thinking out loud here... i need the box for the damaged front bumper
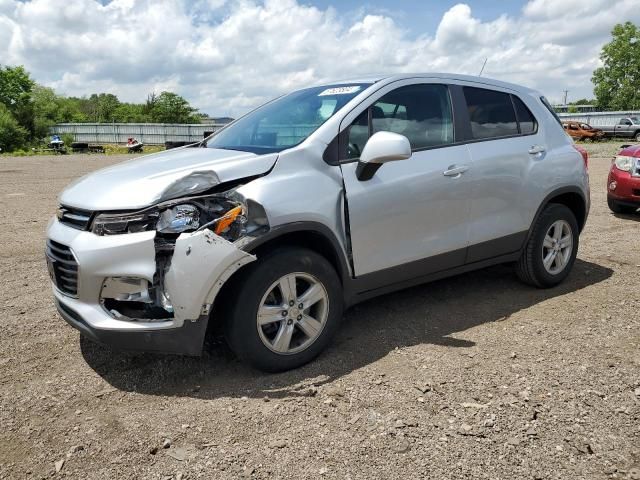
[46,217,255,356]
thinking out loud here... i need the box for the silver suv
[46,74,590,371]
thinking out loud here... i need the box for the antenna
[478,58,488,77]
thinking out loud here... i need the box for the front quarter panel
[235,141,350,270]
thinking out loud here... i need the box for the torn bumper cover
[46,217,255,356]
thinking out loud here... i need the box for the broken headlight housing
[91,192,252,241]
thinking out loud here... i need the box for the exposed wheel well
[207,229,350,341]
[247,230,348,283]
[545,192,587,231]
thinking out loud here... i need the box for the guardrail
[50,123,228,145]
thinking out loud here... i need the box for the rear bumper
[54,293,208,355]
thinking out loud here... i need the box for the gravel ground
[0,146,638,480]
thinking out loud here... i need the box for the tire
[224,247,343,372]
[516,204,579,288]
[608,196,637,214]
[635,131,640,142]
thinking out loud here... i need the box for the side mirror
[356,131,412,181]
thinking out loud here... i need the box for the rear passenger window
[345,84,453,158]
[464,87,518,139]
[512,96,537,134]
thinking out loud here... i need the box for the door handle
[528,145,546,155]
[443,164,469,177]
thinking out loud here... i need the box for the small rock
[94,387,117,398]
[393,439,411,453]
[634,387,640,398]
[68,445,84,454]
[324,386,344,397]
[394,419,406,429]
[54,459,65,473]
[176,473,184,480]
[162,438,172,449]
[510,352,517,359]
[166,447,187,461]
[506,437,521,446]
[319,467,328,475]
[460,423,473,433]
[415,383,432,394]
[149,446,158,455]
[299,386,318,397]
[181,424,190,429]
[483,416,496,428]
[227,406,234,413]
[525,428,537,437]
[269,440,287,449]
[461,402,489,409]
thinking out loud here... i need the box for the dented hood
[59,148,278,210]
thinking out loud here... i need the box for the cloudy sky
[1,0,639,116]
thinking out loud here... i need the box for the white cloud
[1,0,639,115]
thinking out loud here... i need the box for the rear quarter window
[512,96,537,134]
[463,87,518,140]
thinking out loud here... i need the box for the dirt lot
[1,145,638,480]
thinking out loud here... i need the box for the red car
[608,144,640,214]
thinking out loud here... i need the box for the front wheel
[224,247,343,372]
[634,131,640,142]
[516,204,579,288]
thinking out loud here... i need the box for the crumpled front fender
[165,229,256,322]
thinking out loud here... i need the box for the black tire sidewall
[224,247,343,372]
[529,204,579,287]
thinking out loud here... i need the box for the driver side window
[345,84,454,159]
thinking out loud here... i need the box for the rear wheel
[608,196,637,214]
[516,204,579,288]
[224,247,343,372]
[634,131,640,142]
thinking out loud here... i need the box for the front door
[340,82,473,278]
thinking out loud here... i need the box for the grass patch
[1,144,166,156]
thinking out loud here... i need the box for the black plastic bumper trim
[55,299,208,356]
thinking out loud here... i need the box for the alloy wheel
[256,272,329,355]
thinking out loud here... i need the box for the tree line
[0,65,203,152]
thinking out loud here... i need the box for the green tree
[0,65,35,135]
[150,91,199,123]
[592,22,640,110]
[0,103,29,152]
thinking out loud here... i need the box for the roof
[317,73,539,95]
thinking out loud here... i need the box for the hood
[619,144,640,158]
[59,148,278,210]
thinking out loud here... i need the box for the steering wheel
[347,142,361,158]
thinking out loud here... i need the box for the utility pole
[563,90,569,106]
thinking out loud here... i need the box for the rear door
[462,86,542,262]
[340,81,473,278]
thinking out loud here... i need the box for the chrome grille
[57,205,93,230]
[46,240,78,297]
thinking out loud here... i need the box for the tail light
[573,144,588,171]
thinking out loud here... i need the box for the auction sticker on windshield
[318,86,361,96]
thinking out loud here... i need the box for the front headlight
[156,204,200,233]
[614,155,634,172]
[91,195,249,240]
[92,210,159,235]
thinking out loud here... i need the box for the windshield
[630,117,640,125]
[206,84,371,154]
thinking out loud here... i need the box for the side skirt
[344,232,527,307]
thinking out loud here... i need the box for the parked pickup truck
[600,117,640,141]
